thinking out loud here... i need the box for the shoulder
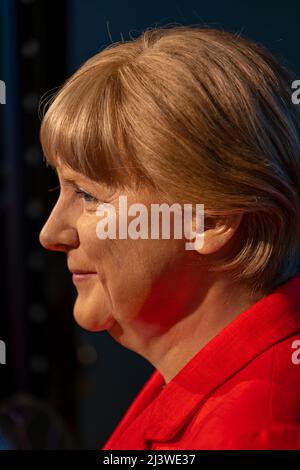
[222,333,300,425]
[183,333,300,449]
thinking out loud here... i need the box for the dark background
[0,0,299,449]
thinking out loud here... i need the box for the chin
[73,300,116,332]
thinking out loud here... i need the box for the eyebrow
[60,176,97,196]
[61,177,81,189]
[49,163,111,196]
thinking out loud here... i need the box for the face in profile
[39,160,204,347]
[39,26,300,355]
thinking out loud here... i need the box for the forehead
[57,160,162,200]
[50,156,89,180]
[52,157,144,202]
[50,158,102,194]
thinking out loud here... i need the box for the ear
[195,213,243,255]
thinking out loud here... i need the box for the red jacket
[103,275,300,450]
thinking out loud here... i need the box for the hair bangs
[40,68,152,189]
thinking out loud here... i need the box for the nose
[39,204,79,253]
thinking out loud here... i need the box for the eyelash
[74,188,99,203]
[48,184,99,204]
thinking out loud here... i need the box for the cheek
[77,215,186,323]
[77,216,146,309]
[110,238,185,324]
[84,240,158,321]
[93,238,154,315]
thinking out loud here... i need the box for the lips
[69,268,97,283]
[71,269,96,275]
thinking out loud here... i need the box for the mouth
[70,269,97,283]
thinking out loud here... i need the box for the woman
[39,26,300,450]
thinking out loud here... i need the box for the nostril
[38,217,79,252]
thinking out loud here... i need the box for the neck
[109,275,267,384]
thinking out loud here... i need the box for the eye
[74,187,99,203]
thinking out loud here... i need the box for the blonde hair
[40,26,300,293]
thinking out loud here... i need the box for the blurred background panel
[0,0,299,449]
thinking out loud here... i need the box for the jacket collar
[144,275,300,442]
